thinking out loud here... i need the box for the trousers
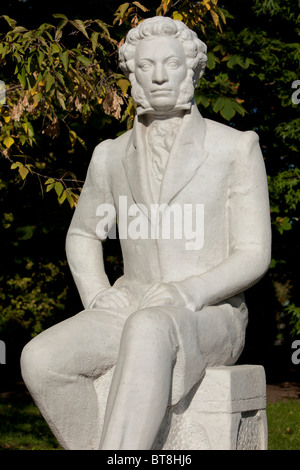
[21,288,246,450]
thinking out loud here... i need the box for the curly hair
[119,16,207,87]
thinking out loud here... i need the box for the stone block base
[94,364,268,450]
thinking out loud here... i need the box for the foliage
[0,13,127,207]
[0,259,68,337]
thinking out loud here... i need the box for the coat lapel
[122,104,209,214]
[159,104,208,205]
[122,117,154,217]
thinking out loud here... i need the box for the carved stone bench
[94,364,268,450]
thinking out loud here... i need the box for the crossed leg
[21,301,244,450]
[21,305,186,450]
[21,308,126,450]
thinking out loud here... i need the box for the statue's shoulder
[92,129,133,167]
[204,117,259,152]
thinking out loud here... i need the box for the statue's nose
[152,64,168,84]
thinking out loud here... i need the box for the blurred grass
[267,400,300,450]
[0,389,61,450]
[0,388,300,450]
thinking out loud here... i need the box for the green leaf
[232,100,246,116]
[132,1,149,12]
[45,73,55,93]
[70,19,89,39]
[38,51,45,67]
[117,3,130,18]
[94,19,111,37]
[46,183,55,192]
[45,178,55,185]
[2,15,17,28]
[17,68,26,88]
[54,182,64,197]
[194,91,210,108]
[11,162,22,170]
[91,32,99,52]
[275,216,292,234]
[77,55,92,67]
[52,13,68,20]
[220,98,236,120]
[12,26,28,33]
[57,18,68,31]
[56,90,66,110]
[58,190,67,205]
[56,72,66,87]
[51,43,60,54]
[60,50,69,72]
[206,52,220,70]
[212,96,225,113]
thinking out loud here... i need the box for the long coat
[67,103,271,311]
[65,103,271,402]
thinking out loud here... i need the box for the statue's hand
[93,287,130,309]
[139,283,186,309]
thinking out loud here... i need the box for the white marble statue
[21,16,271,450]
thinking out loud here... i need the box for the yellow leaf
[19,165,29,180]
[4,136,14,148]
[69,130,77,147]
[3,114,10,123]
[117,78,130,96]
[172,11,183,21]
[162,0,172,14]
[210,9,219,27]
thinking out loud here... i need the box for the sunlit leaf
[4,136,14,148]
[19,165,29,180]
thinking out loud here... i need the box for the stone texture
[95,365,268,450]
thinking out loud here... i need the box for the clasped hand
[94,283,187,309]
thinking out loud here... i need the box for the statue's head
[119,16,207,115]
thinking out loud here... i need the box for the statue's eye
[167,60,180,69]
[139,62,152,71]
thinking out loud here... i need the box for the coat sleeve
[65,140,116,309]
[171,130,272,311]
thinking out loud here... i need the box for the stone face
[20,16,271,450]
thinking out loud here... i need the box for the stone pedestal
[95,364,268,450]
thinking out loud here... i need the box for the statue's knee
[123,308,176,346]
[21,335,58,389]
